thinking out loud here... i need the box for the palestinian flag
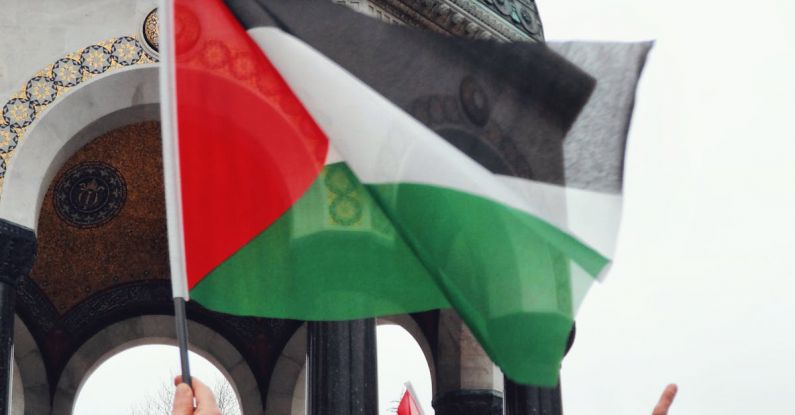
[161,0,650,386]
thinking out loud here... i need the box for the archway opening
[73,344,242,415]
[377,324,434,415]
[271,321,435,415]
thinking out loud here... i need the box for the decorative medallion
[25,76,57,106]
[0,125,18,154]
[231,52,256,80]
[52,58,83,87]
[2,98,35,128]
[519,5,541,34]
[325,165,358,195]
[459,76,490,127]
[111,36,144,66]
[80,45,113,74]
[330,196,363,226]
[474,0,544,39]
[493,0,514,16]
[201,40,230,69]
[174,6,201,54]
[410,84,533,178]
[143,8,160,52]
[324,165,364,227]
[54,162,127,228]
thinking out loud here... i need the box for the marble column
[307,319,377,415]
[433,310,503,415]
[503,324,576,415]
[0,220,36,415]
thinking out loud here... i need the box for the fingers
[171,383,194,415]
[652,384,678,415]
[172,376,221,415]
[191,377,222,414]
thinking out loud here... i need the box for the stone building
[0,1,564,414]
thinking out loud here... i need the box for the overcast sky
[538,0,795,413]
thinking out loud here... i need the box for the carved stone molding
[369,0,544,42]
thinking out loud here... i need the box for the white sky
[74,346,239,414]
[538,0,795,413]
[67,1,795,414]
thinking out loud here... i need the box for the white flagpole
[159,0,192,387]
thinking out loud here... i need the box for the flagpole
[173,297,192,387]
[159,0,192,387]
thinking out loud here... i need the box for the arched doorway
[266,317,436,415]
[74,344,242,414]
[53,315,261,414]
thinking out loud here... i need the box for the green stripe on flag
[190,163,449,319]
[191,163,609,385]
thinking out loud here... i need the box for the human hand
[652,384,678,415]
[172,376,222,415]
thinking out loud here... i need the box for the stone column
[504,380,562,415]
[433,310,502,415]
[307,319,377,415]
[0,220,36,415]
[503,324,575,415]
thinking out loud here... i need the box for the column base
[432,389,503,415]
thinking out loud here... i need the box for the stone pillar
[504,381,562,415]
[306,319,377,415]
[0,220,36,415]
[504,324,575,415]
[433,310,502,415]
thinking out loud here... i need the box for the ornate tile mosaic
[0,36,157,195]
[31,121,169,313]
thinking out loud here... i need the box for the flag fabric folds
[162,0,650,386]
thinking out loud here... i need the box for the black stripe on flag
[224,0,596,187]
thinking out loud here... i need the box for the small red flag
[397,384,423,415]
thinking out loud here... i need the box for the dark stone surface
[504,379,562,415]
[0,219,36,415]
[12,276,296,410]
[433,389,504,415]
[0,220,36,288]
[307,319,378,415]
[0,283,15,415]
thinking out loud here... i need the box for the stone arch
[376,314,437,396]
[265,324,306,415]
[13,315,49,415]
[0,64,160,231]
[52,315,262,415]
[266,315,436,415]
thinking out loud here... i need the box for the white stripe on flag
[251,30,536,224]
[498,175,622,258]
[249,27,614,261]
